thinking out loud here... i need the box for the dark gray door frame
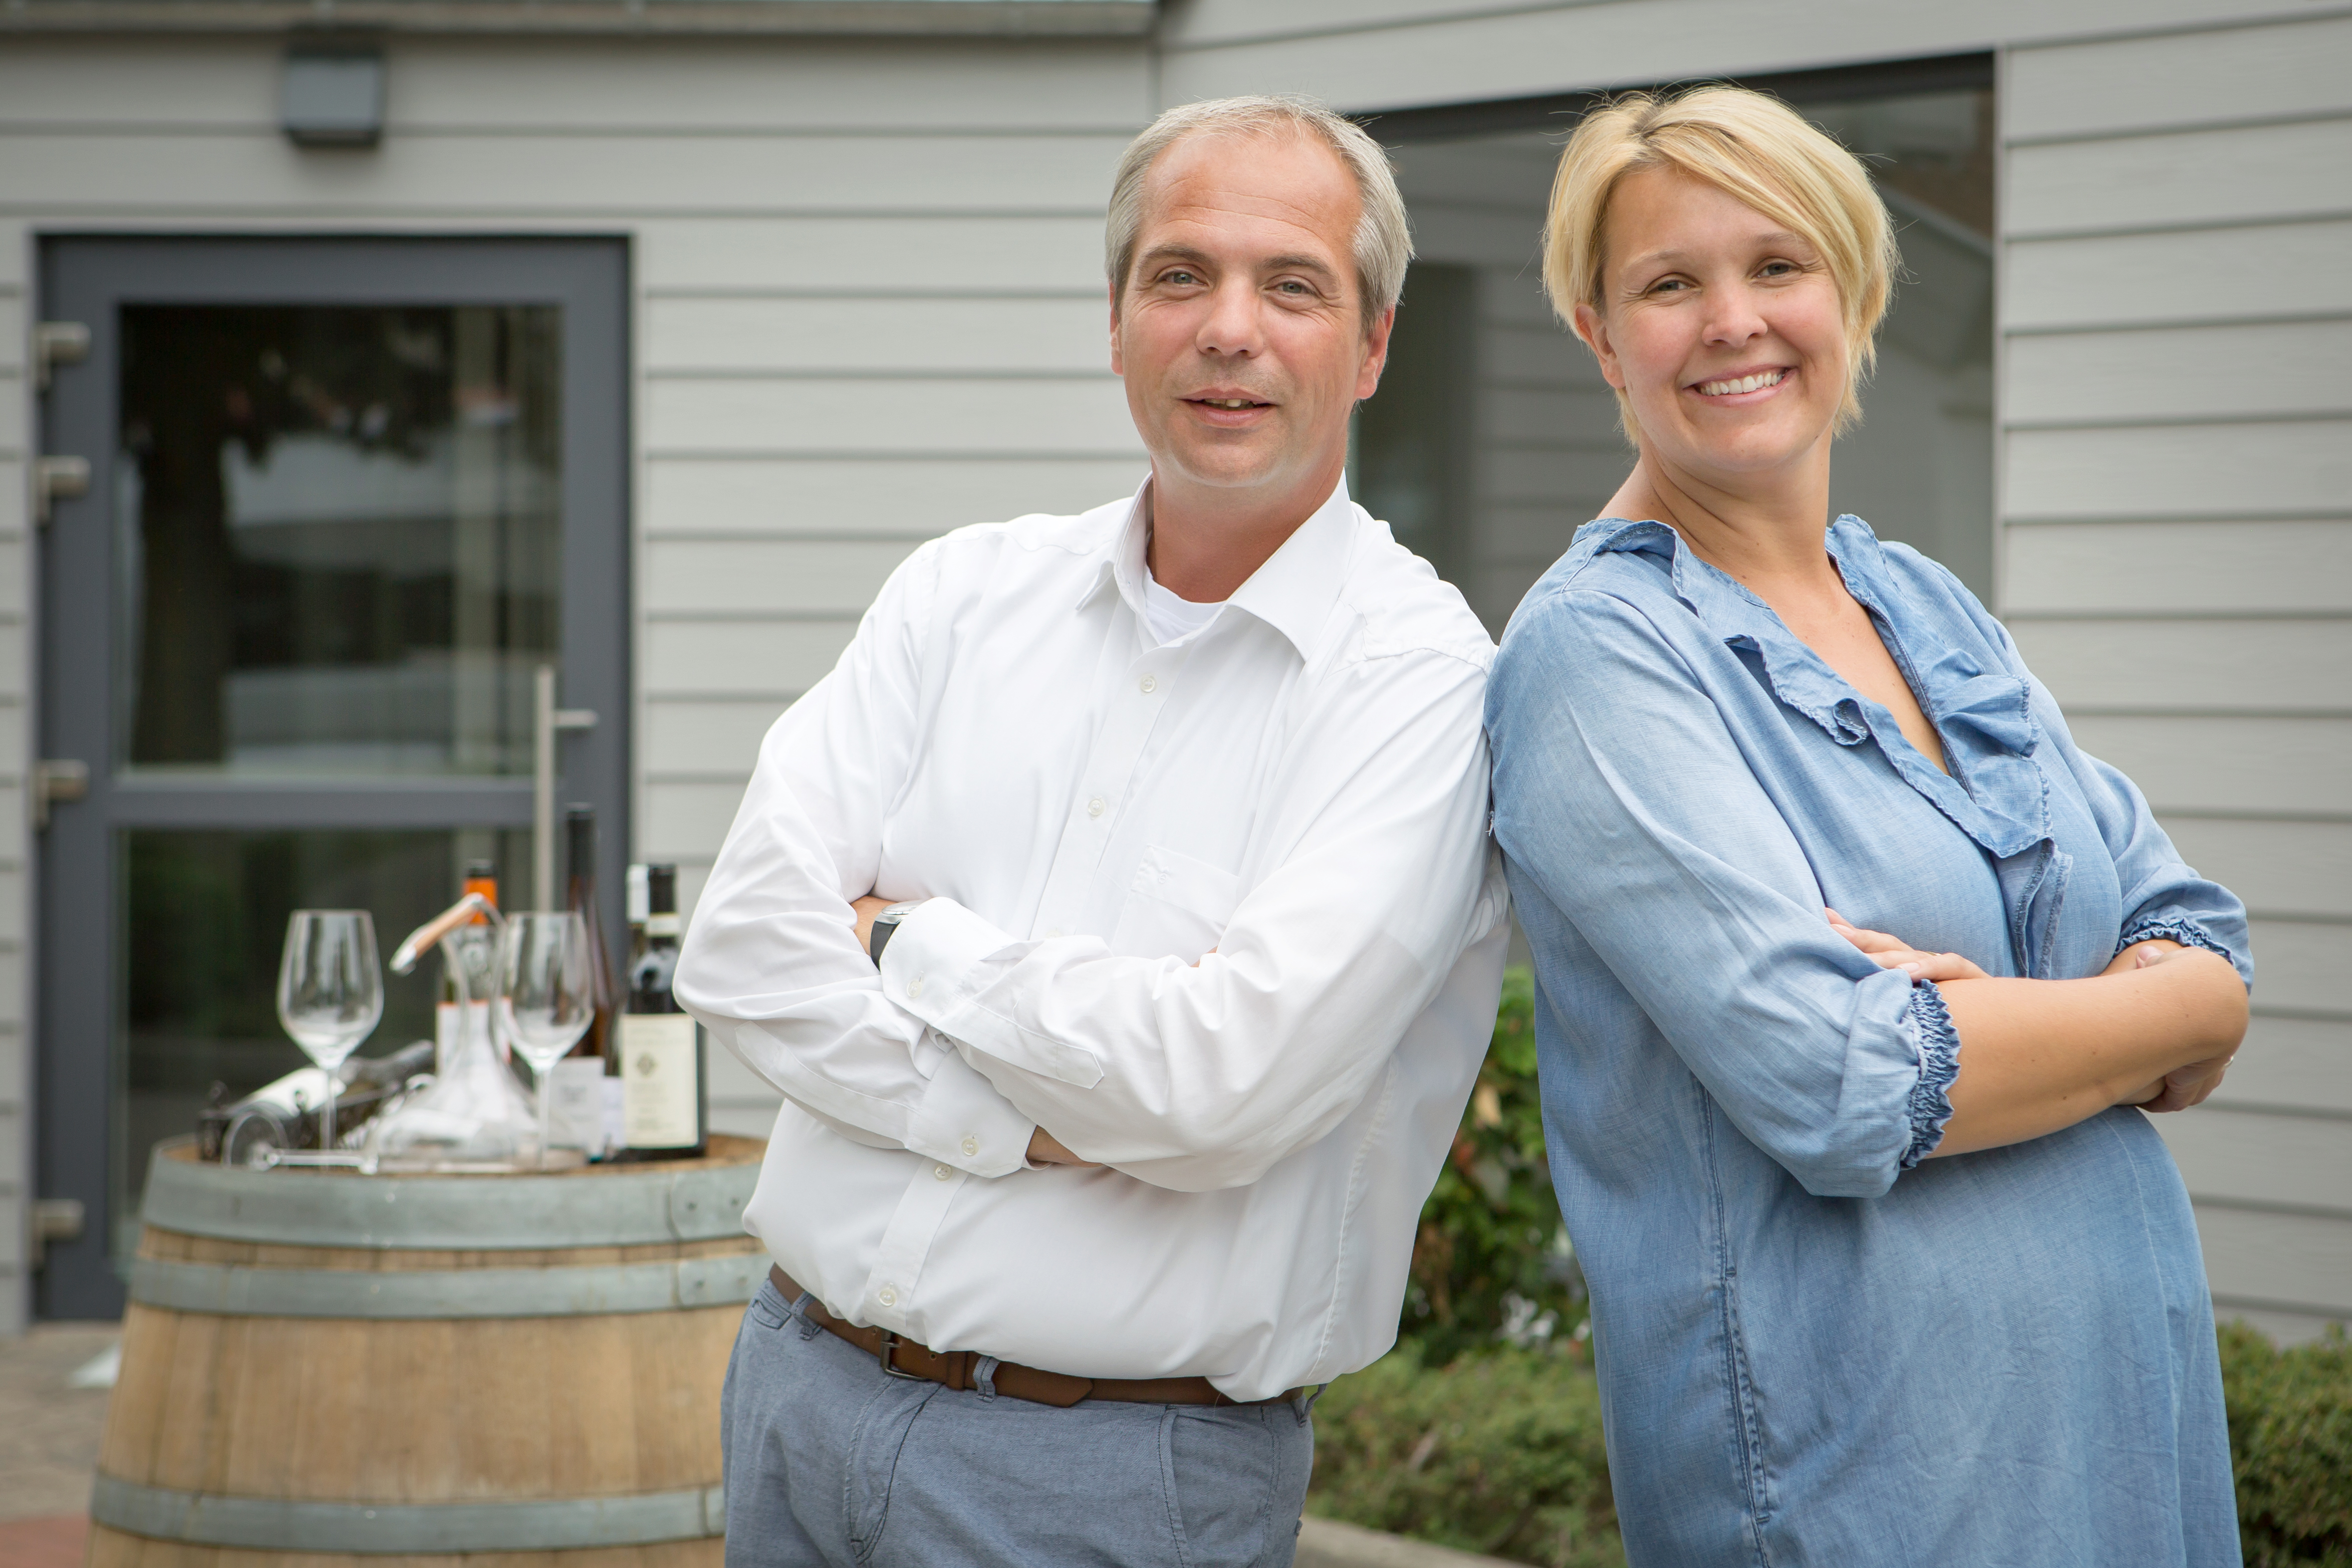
[34,236,630,1319]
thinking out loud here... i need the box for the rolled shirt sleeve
[1489,587,1937,1199]
[675,542,1037,1180]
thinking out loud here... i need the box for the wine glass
[276,911,385,1157]
[494,912,595,1170]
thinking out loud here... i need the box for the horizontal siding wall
[2000,13,2352,1340]
[0,34,1150,1237]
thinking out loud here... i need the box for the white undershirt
[1142,564,1225,645]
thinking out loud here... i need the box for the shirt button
[1139,674,1157,694]
[934,1164,951,1180]
[877,1285,898,1308]
[906,976,924,999]
[960,1136,979,1157]
[1087,797,1106,818]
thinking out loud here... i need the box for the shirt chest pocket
[1109,846,1244,962]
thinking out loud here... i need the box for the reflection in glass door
[36,241,627,1317]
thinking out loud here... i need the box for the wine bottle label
[620,1014,700,1148]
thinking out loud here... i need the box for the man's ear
[1571,301,1624,391]
[1353,303,1397,402]
[1108,281,1124,377]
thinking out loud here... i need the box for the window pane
[116,306,562,777]
[116,827,532,1257]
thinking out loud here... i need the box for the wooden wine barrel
[90,1135,768,1566]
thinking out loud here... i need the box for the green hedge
[1314,969,2352,1566]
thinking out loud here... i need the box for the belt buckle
[875,1330,926,1380]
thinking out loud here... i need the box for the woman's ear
[1571,301,1625,391]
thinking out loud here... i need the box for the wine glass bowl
[494,912,596,1169]
[276,911,385,1156]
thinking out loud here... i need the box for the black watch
[868,901,925,966]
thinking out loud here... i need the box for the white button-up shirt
[676,478,1508,1400]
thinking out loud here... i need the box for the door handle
[532,664,597,913]
[32,758,88,831]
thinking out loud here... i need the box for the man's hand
[851,894,892,959]
[1825,909,1990,984]
[1027,1129,1098,1167]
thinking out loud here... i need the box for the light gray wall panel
[0,870,21,944]
[2005,221,2352,333]
[642,217,1109,294]
[2247,918,2349,1016]
[2217,1016,2351,1116]
[643,621,857,698]
[645,539,919,616]
[2157,1107,2352,1215]
[2009,618,2350,713]
[2192,1203,2352,1318]
[645,377,1138,456]
[1481,503,1587,565]
[1481,446,1635,508]
[0,300,21,370]
[0,461,21,534]
[0,954,21,1022]
[0,131,1129,214]
[2003,519,2352,614]
[0,706,23,777]
[1160,0,2285,118]
[0,540,24,614]
[1484,326,1602,387]
[644,700,791,778]
[2159,818,2352,922]
[1388,201,1550,271]
[0,380,22,459]
[2006,119,2352,239]
[1486,387,1620,444]
[2004,421,2352,520]
[642,780,753,862]
[2006,321,2352,427]
[0,634,22,699]
[2007,14,2352,141]
[646,456,1145,538]
[2059,715,2349,816]
[386,37,1149,132]
[646,297,1110,375]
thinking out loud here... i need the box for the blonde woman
[1484,88,2251,1564]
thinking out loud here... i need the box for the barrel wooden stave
[91,1137,762,1565]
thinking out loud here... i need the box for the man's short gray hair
[1105,94,1414,326]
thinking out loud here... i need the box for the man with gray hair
[679,94,1506,1568]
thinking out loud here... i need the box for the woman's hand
[2111,942,2237,1112]
[1825,909,1990,984]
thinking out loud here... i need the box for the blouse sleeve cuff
[1900,979,1961,1170]
[2116,918,2238,969]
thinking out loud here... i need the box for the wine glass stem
[538,1068,554,1172]
[322,1079,339,1157]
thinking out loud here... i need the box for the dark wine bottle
[616,864,707,1160]
[563,805,617,1062]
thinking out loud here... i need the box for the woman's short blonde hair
[1542,86,1898,440]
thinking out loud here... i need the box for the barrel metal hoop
[129,1252,764,1319]
[91,1475,726,1552]
[139,1139,755,1249]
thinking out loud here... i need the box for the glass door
[34,239,628,1318]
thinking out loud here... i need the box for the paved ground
[0,1322,116,1568]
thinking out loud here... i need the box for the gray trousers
[721,1279,1316,1568]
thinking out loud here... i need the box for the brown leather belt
[770,1265,1295,1409]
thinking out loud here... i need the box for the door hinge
[30,1197,84,1271]
[32,758,89,830]
[33,321,90,391]
[33,455,90,526]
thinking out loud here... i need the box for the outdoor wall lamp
[281,45,386,148]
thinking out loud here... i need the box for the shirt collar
[1080,474,1357,661]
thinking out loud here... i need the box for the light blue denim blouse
[1486,516,2252,1567]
